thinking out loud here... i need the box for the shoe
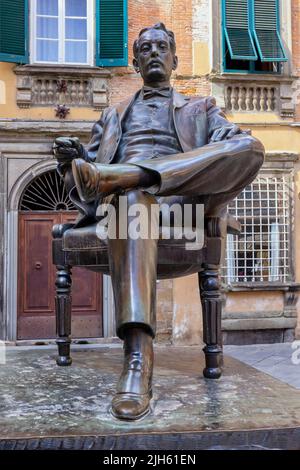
[111,328,153,421]
[72,158,102,203]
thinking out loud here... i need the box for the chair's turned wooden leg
[199,265,223,379]
[55,265,72,366]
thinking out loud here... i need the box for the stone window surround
[223,151,299,288]
[30,0,94,66]
[209,0,295,118]
[222,150,300,322]
[221,153,300,335]
[14,65,111,110]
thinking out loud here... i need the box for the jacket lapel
[116,90,140,123]
[98,88,191,163]
[172,90,189,109]
[172,90,190,152]
[98,91,140,163]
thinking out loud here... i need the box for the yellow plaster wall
[0,62,100,120]
[172,274,203,345]
[193,42,210,76]
[225,291,284,314]
[0,79,5,104]
[235,125,300,154]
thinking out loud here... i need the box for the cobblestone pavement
[224,342,300,389]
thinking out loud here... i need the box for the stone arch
[8,159,58,212]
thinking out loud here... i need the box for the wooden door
[17,212,103,340]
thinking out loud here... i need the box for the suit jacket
[85,90,236,163]
[70,89,241,226]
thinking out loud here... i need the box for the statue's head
[133,23,178,86]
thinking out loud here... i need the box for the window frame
[30,0,94,66]
[223,169,294,287]
[221,0,286,74]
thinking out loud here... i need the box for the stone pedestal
[1,345,300,450]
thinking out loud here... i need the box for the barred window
[223,172,293,284]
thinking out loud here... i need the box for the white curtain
[270,222,280,281]
[36,0,59,62]
[227,234,236,283]
[36,0,87,64]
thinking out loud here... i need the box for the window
[0,0,128,66]
[31,0,92,65]
[222,0,287,73]
[223,173,293,284]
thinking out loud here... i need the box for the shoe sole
[109,403,151,422]
[109,390,153,421]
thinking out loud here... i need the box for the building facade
[0,0,300,345]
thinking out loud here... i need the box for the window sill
[15,64,111,77]
[222,282,300,292]
[14,65,111,110]
[210,73,295,119]
[222,282,300,320]
[210,72,296,82]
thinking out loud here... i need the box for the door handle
[35,261,42,270]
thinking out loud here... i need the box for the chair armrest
[52,223,75,239]
[227,214,241,235]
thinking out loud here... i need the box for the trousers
[104,135,265,338]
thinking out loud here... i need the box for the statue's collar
[116,88,189,121]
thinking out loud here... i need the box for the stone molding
[14,65,111,111]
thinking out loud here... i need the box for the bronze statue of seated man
[53,23,264,421]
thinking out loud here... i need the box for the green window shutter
[252,0,287,62]
[96,0,128,67]
[0,0,29,63]
[223,0,257,60]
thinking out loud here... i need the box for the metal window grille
[19,170,76,211]
[223,172,293,284]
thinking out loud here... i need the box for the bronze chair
[52,213,240,379]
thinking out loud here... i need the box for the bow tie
[142,86,172,100]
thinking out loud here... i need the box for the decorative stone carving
[225,85,277,112]
[14,65,111,110]
[56,80,68,93]
[283,286,299,318]
[279,82,295,119]
[211,74,295,119]
[55,104,70,119]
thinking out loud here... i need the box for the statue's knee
[238,136,265,172]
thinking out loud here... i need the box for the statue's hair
[133,22,176,58]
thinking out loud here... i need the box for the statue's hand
[53,137,85,162]
[210,125,242,142]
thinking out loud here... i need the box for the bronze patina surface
[0,346,300,449]
[53,22,265,420]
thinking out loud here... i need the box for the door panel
[18,211,103,340]
[21,215,56,313]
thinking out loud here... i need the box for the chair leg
[55,265,72,366]
[198,264,223,379]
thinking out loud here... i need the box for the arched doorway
[17,170,103,340]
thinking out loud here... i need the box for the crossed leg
[71,134,264,420]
